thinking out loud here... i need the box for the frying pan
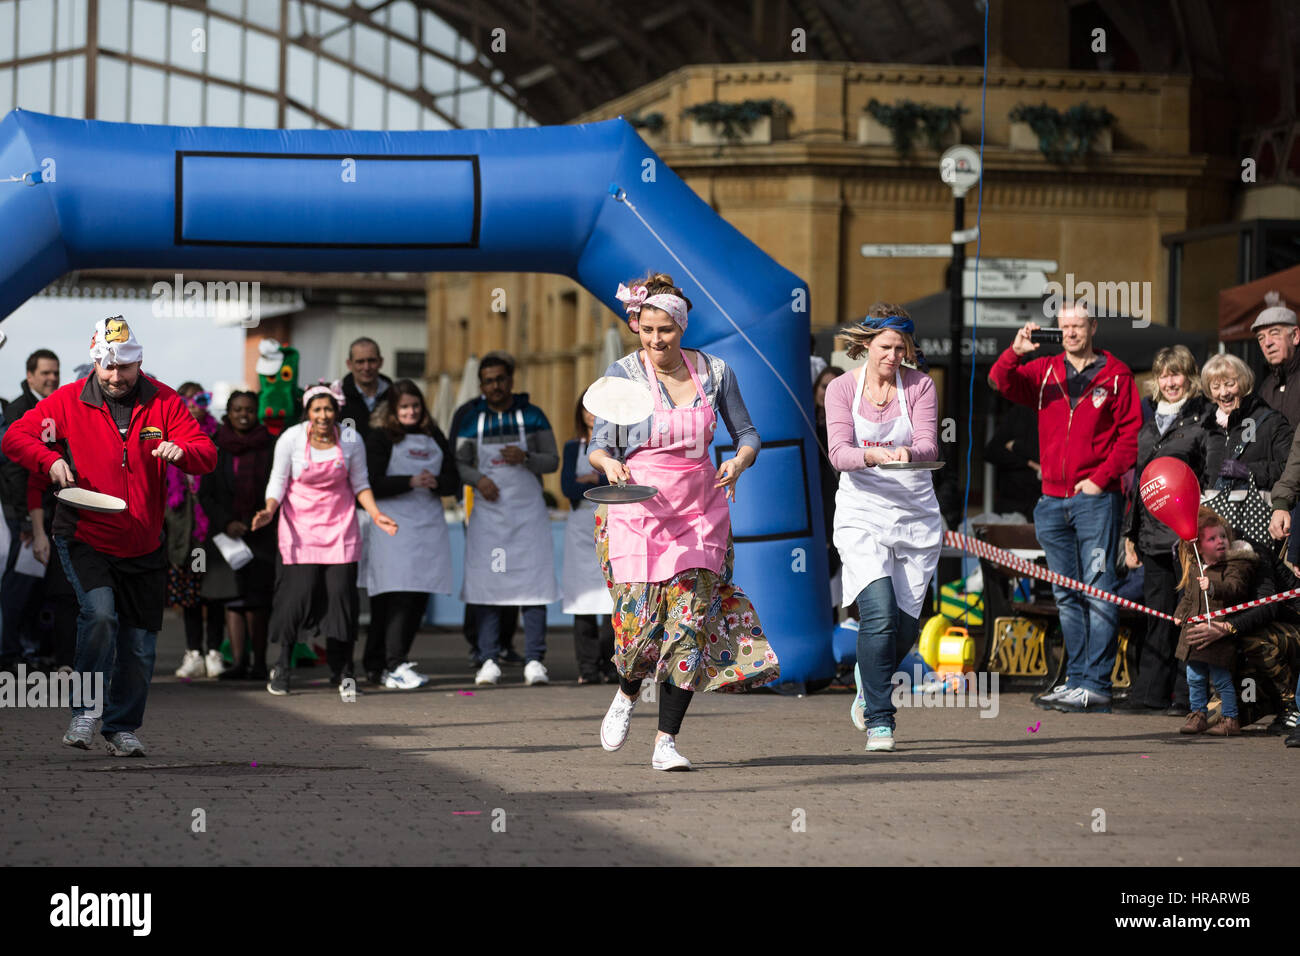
[56,487,127,512]
[584,480,659,504]
[878,460,946,471]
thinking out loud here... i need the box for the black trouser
[463,603,518,654]
[619,678,693,735]
[270,562,359,679]
[573,614,615,680]
[1132,550,1190,708]
[184,600,225,654]
[364,591,430,673]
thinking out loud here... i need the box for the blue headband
[857,315,927,370]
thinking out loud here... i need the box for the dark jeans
[619,677,693,735]
[855,578,920,731]
[1131,549,1190,708]
[464,603,517,654]
[574,614,616,680]
[364,591,430,673]
[1033,492,1122,695]
[1,517,44,661]
[477,605,545,664]
[55,536,155,736]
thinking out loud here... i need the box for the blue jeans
[1186,661,1237,719]
[1033,492,1122,695]
[477,605,546,664]
[855,578,920,730]
[55,536,156,736]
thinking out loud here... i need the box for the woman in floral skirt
[589,271,779,771]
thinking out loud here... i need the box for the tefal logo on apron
[862,439,895,447]
[407,448,431,459]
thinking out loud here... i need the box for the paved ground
[1,612,1294,866]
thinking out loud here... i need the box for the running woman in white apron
[454,355,560,687]
[362,380,459,689]
[560,397,616,684]
[825,306,943,752]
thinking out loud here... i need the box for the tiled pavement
[1,612,1293,866]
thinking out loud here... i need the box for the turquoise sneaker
[850,663,867,731]
[866,726,895,752]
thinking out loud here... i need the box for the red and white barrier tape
[943,530,1300,624]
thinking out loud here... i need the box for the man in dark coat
[336,337,393,442]
[1253,293,1300,431]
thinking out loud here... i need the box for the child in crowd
[1174,508,1256,736]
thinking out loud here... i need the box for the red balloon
[1138,457,1202,541]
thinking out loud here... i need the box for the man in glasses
[337,337,392,443]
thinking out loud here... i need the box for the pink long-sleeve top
[825,365,939,471]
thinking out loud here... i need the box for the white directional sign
[965,299,1046,328]
[970,258,1059,273]
[860,243,952,258]
[963,269,1051,299]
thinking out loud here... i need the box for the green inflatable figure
[254,338,302,438]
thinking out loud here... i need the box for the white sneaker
[383,667,423,690]
[600,691,638,751]
[396,661,430,686]
[175,650,206,679]
[850,662,867,732]
[652,735,692,771]
[523,660,549,685]
[204,649,226,678]
[866,726,896,752]
[475,659,501,686]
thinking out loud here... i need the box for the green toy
[254,338,302,437]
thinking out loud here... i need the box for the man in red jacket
[989,303,1141,713]
[1,317,216,755]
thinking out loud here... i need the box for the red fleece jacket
[988,347,1141,497]
[1,375,216,558]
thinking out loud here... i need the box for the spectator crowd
[0,299,1297,752]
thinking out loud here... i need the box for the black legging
[573,614,616,680]
[184,600,225,654]
[619,678,693,735]
[364,591,430,673]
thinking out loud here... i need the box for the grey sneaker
[105,731,147,757]
[62,715,98,749]
[1034,683,1070,710]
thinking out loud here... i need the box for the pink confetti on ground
[452,811,481,815]
[250,761,258,767]
[1139,755,1150,759]
[457,691,475,696]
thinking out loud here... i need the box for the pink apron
[607,351,730,584]
[277,429,361,565]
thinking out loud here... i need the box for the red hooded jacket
[988,347,1141,498]
[1,374,216,558]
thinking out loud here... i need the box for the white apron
[460,410,559,605]
[365,433,454,596]
[833,368,943,618]
[562,440,615,615]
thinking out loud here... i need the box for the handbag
[1202,473,1275,553]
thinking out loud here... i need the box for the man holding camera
[988,303,1141,713]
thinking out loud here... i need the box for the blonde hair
[1148,345,1201,402]
[1200,352,1254,398]
[837,302,917,363]
[1176,507,1233,591]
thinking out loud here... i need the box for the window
[395,350,426,379]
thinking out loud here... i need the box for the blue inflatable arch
[0,109,835,685]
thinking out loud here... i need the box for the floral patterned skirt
[166,565,203,609]
[594,504,780,692]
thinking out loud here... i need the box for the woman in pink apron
[825,305,942,753]
[588,271,780,771]
[251,382,397,698]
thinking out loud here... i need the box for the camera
[1029,328,1063,344]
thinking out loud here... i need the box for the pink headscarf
[615,283,689,333]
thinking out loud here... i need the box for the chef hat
[89,315,143,367]
[1250,291,1297,332]
[255,338,286,377]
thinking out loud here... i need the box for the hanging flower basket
[683,99,791,147]
[861,99,966,154]
[1008,102,1115,162]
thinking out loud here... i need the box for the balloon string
[1191,540,1211,618]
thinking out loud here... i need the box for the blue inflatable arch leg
[0,109,835,684]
